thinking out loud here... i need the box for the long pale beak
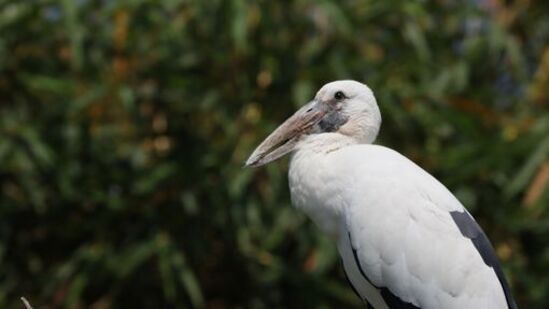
[245,100,325,167]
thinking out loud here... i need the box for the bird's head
[245,80,381,167]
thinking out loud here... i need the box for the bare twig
[20,297,33,309]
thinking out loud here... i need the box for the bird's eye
[334,91,346,101]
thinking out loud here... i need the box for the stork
[245,80,516,308]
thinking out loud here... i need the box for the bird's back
[291,144,513,308]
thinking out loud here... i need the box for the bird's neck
[294,133,358,155]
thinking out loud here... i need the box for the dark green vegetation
[1,1,547,308]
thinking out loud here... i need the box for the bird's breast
[288,148,346,238]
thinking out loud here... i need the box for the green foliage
[0,0,547,308]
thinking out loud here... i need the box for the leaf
[292,80,314,109]
[172,251,204,308]
[506,135,549,197]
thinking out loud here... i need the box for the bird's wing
[331,145,514,309]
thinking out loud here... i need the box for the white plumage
[246,80,515,309]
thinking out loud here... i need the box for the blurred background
[0,0,547,308]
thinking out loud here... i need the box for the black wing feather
[450,210,517,309]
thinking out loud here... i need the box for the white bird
[245,80,516,309]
